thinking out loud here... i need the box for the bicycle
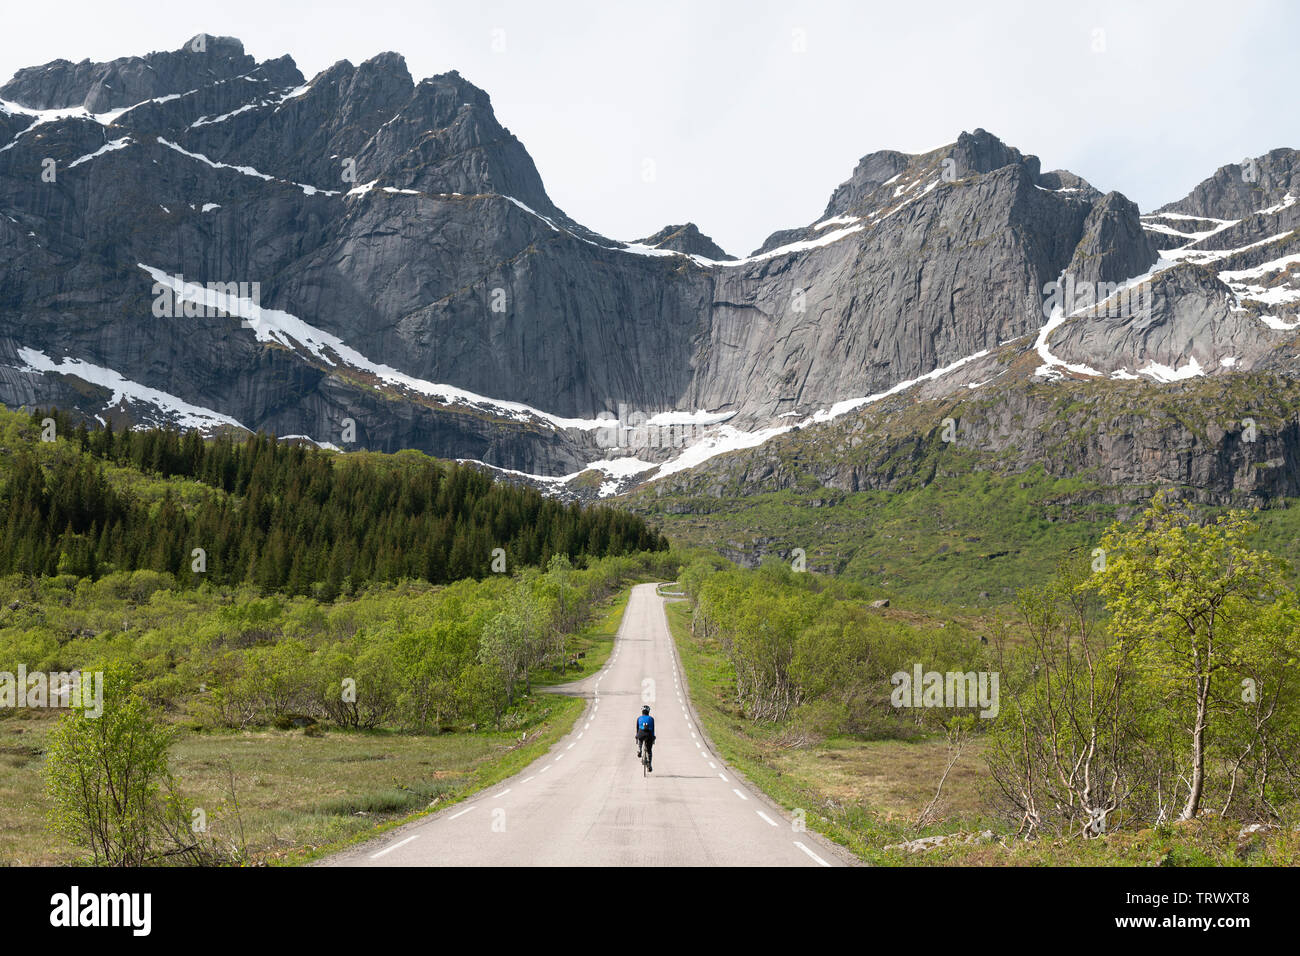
[640,741,653,776]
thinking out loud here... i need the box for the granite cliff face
[2,35,1297,499]
[683,130,1160,424]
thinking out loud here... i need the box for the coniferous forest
[0,408,667,593]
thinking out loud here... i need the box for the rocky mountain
[2,34,1297,504]
[634,223,733,260]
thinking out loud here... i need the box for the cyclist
[635,705,655,772]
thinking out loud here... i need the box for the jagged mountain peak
[1036,169,1101,199]
[1157,147,1299,220]
[0,34,275,113]
[360,51,411,78]
[820,130,1043,223]
[1065,190,1158,284]
[757,128,1100,257]
[349,67,561,218]
[1,36,570,226]
[182,34,248,57]
[821,149,912,219]
[949,127,1040,179]
[408,69,496,118]
[635,223,733,260]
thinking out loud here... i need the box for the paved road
[322,583,851,867]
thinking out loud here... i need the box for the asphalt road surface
[323,583,851,867]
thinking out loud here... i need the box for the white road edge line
[757,811,779,827]
[794,841,831,867]
[369,834,419,859]
[731,788,748,801]
[448,806,477,820]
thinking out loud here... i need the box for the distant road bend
[323,583,851,867]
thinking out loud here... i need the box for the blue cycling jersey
[636,714,655,736]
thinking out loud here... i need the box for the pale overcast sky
[2,0,1296,255]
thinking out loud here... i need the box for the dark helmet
[642,705,650,714]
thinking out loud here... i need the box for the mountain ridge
[2,34,1298,503]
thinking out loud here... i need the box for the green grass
[0,693,586,866]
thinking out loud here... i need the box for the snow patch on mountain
[813,215,860,231]
[13,347,247,431]
[157,138,339,196]
[1256,193,1297,216]
[1137,356,1205,382]
[137,264,616,432]
[454,341,1009,496]
[1035,259,1195,379]
[808,346,994,422]
[1220,253,1300,311]
[68,137,133,167]
[649,424,793,480]
[0,91,191,150]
